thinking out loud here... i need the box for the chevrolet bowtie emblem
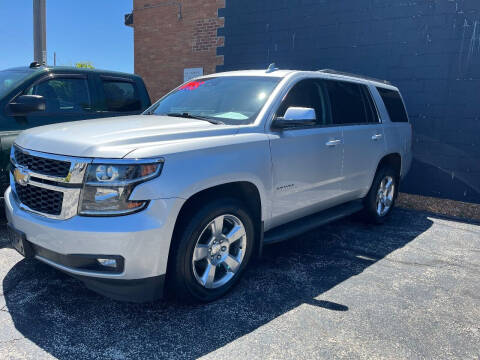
[13,167,30,186]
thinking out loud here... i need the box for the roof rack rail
[317,69,391,85]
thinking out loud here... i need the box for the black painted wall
[217,0,480,204]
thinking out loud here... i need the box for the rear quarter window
[377,87,409,123]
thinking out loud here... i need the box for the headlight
[79,159,163,216]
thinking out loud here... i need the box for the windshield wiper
[165,112,224,125]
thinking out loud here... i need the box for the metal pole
[33,0,47,65]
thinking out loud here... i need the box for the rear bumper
[5,186,184,302]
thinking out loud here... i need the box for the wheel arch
[376,153,402,179]
[367,153,402,194]
[166,181,264,286]
[175,181,262,227]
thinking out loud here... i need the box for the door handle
[326,139,342,147]
[371,133,383,141]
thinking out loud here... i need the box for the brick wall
[217,0,480,204]
[132,0,225,101]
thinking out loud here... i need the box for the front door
[269,79,344,227]
[21,74,96,128]
[0,75,98,189]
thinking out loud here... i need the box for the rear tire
[168,197,254,303]
[362,166,399,224]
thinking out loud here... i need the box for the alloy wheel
[192,214,247,289]
[376,175,395,216]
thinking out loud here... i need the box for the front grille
[16,184,64,216]
[10,147,90,220]
[14,147,71,178]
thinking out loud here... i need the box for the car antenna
[266,63,279,73]
[29,61,42,68]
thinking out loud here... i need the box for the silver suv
[5,68,412,302]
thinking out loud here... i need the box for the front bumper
[5,187,184,302]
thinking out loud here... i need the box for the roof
[208,68,398,89]
[2,65,138,78]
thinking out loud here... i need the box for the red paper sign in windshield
[179,81,205,91]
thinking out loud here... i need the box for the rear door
[325,80,386,198]
[96,75,145,117]
[269,78,344,226]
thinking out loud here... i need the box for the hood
[15,115,239,158]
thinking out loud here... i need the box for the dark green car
[0,64,151,194]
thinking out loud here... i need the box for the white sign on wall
[184,67,204,82]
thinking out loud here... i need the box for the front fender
[128,135,272,222]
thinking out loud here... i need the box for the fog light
[97,258,117,268]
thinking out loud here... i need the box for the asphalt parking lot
[0,208,479,360]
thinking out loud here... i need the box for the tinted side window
[26,77,91,113]
[102,80,141,112]
[277,79,329,125]
[376,87,409,123]
[325,80,368,125]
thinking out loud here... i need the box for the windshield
[147,76,282,125]
[0,70,29,98]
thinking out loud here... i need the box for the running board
[263,200,364,245]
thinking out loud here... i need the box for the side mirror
[273,107,316,129]
[9,95,46,115]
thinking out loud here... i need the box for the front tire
[363,166,399,224]
[168,198,255,302]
